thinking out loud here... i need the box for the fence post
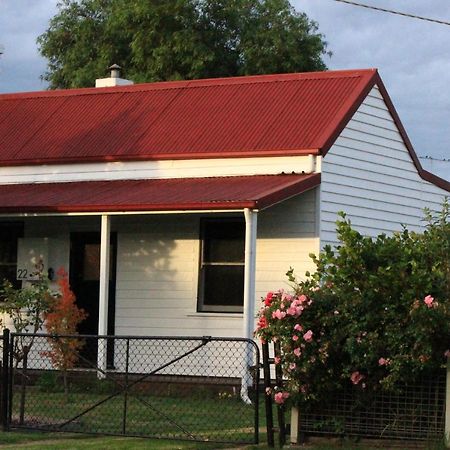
[290,406,300,444]
[274,341,286,448]
[19,346,28,425]
[261,342,274,447]
[253,344,260,445]
[122,338,129,436]
[1,328,10,431]
[445,359,450,448]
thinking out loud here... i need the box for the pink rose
[292,335,299,342]
[351,371,364,385]
[293,347,301,357]
[287,306,298,316]
[303,330,313,342]
[298,294,308,303]
[294,324,303,331]
[272,309,286,320]
[274,392,284,404]
[289,362,296,370]
[424,295,434,308]
[274,391,290,404]
[378,357,388,366]
[274,356,281,365]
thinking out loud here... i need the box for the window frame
[197,218,245,313]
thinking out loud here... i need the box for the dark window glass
[198,219,245,313]
[0,223,24,288]
[203,266,244,307]
[203,222,245,263]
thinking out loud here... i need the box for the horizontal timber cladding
[320,86,449,247]
[14,189,318,340]
[113,190,319,338]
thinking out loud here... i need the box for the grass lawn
[0,431,229,449]
[7,382,447,450]
[11,387,258,444]
[0,432,447,450]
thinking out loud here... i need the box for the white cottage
[0,68,448,356]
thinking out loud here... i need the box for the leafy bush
[256,202,450,406]
[0,275,52,368]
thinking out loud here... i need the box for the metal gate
[2,331,260,445]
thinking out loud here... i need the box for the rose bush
[255,202,450,406]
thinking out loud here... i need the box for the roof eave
[0,148,320,167]
[320,69,379,156]
[320,70,450,194]
[375,74,450,193]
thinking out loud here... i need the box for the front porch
[0,173,320,371]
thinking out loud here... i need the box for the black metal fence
[1,330,261,445]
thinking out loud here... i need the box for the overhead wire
[332,0,450,27]
[419,156,450,162]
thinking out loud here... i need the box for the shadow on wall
[115,215,191,302]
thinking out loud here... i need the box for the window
[0,222,23,288]
[198,219,245,313]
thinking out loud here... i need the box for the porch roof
[0,173,320,214]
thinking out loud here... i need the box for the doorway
[69,232,117,366]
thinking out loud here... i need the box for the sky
[0,0,449,180]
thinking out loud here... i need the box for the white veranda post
[97,214,111,376]
[243,208,257,340]
[241,208,257,404]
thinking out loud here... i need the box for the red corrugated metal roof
[0,69,378,165]
[0,174,320,213]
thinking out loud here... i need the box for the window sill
[186,313,243,318]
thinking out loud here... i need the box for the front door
[69,232,117,366]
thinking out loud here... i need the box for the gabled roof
[1,68,448,192]
[0,69,377,165]
[0,173,320,213]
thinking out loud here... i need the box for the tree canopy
[37,0,330,89]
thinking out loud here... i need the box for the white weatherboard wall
[255,188,319,300]
[113,188,319,340]
[320,86,449,247]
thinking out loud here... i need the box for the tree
[42,268,87,399]
[37,0,330,89]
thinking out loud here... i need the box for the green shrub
[256,201,450,406]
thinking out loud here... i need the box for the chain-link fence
[6,332,260,444]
